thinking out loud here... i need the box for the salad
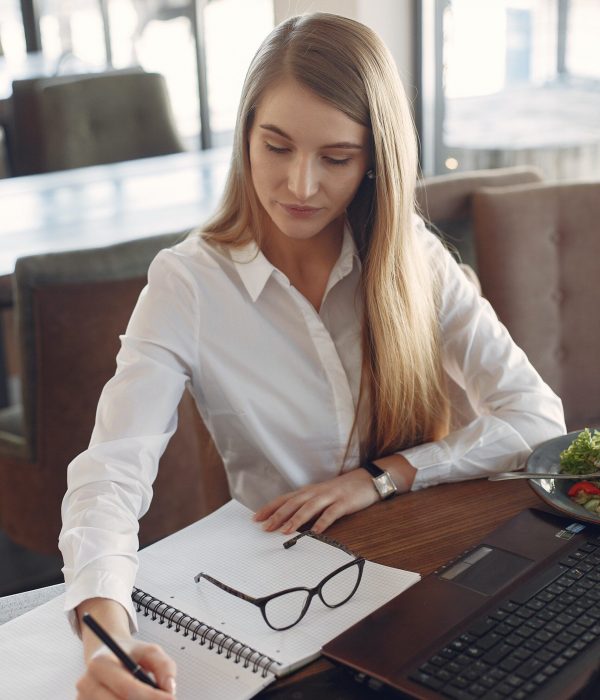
[560,428,600,514]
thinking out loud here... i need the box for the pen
[82,612,159,689]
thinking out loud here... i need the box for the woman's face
[248,78,371,245]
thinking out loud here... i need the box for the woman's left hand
[253,468,382,535]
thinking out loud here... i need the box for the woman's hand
[254,457,416,535]
[76,597,176,699]
[254,467,380,535]
[76,638,177,699]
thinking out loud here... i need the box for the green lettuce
[560,428,600,475]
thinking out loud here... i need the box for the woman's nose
[287,156,318,201]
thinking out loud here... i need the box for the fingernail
[167,676,177,696]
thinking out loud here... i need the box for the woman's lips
[279,203,322,219]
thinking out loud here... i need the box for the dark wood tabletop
[261,477,543,697]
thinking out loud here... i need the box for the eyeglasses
[194,531,365,631]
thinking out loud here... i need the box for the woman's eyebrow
[259,123,364,150]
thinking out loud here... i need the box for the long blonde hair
[204,13,449,459]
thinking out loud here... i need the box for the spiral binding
[132,588,280,678]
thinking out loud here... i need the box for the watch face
[375,472,397,499]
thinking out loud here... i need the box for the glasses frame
[194,530,366,631]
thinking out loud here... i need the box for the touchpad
[439,546,532,596]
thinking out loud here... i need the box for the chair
[415,165,544,269]
[472,181,600,431]
[0,234,230,555]
[8,69,184,176]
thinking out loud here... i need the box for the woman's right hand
[76,597,176,699]
[76,638,177,699]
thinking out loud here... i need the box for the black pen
[82,612,160,689]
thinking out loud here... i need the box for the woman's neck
[261,218,345,311]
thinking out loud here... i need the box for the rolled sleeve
[404,225,566,489]
[59,248,200,627]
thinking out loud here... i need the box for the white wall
[272,0,415,91]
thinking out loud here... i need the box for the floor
[0,527,63,597]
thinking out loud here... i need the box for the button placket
[287,285,357,465]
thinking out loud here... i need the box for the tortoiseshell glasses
[194,531,365,631]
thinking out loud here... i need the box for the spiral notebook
[0,500,420,699]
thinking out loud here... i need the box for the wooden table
[0,147,231,277]
[261,477,543,698]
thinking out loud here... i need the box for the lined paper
[136,500,420,674]
[0,500,419,698]
[0,593,270,699]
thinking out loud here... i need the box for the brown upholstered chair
[8,69,184,176]
[0,234,229,556]
[415,165,544,270]
[472,181,600,431]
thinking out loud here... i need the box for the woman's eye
[265,143,289,154]
[324,156,351,167]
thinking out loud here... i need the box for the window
[417,0,600,179]
[5,0,274,148]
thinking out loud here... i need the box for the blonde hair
[204,13,449,459]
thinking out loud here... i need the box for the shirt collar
[230,222,360,303]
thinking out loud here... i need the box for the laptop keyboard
[409,538,600,699]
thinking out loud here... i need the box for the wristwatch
[360,460,398,500]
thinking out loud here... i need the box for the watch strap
[361,460,385,478]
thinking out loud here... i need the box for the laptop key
[567,622,587,637]
[450,675,470,689]
[509,564,566,604]
[479,674,497,689]
[482,643,512,665]
[477,632,503,651]
[515,657,545,678]
[467,683,486,697]
[467,618,497,637]
[408,671,443,691]
[498,655,521,673]
[429,654,447,666]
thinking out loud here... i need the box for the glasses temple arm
[194,572,259,604]
[282,530,361,559]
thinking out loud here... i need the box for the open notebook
[0,500,420,699]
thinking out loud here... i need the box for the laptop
[323,508,600,699]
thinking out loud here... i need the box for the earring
[366,169,375,180]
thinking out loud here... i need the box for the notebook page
[0,592,271,699]
[137,611,273,699]
[0,595,84,698]
[136,500,420,674]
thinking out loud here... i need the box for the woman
[61,13,565,698]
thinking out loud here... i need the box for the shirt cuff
[402,440,453,490]
[63,568,139,637]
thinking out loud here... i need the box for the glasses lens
[264,589,310,630]
[320,561,362,608]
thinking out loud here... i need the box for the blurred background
[1,0,598,178]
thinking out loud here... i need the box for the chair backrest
[3,233,229,553]
[10,69,184,175]
[473,181,600,431]
[415,165,544,269]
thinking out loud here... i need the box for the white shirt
[59,218,565,628]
